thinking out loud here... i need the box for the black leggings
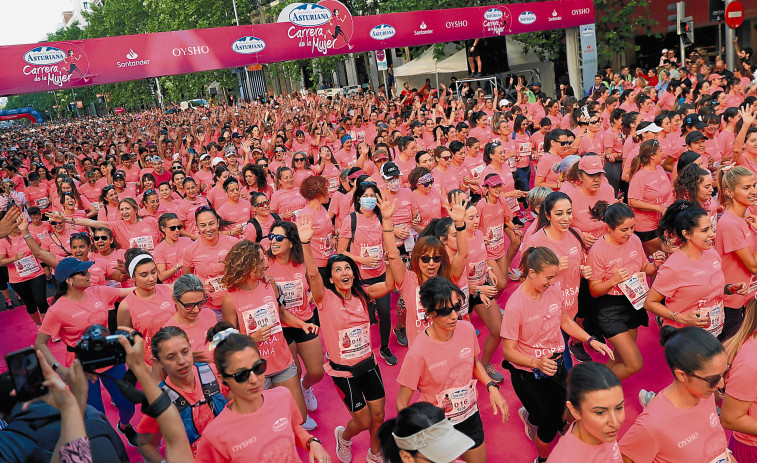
[363,274,391,349]
[11,275,49,315]
[509,363,568,444]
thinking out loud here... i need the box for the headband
[418,173,434,184]
[128,254,154,278]
[209,328,239,352]
[393,418,455,451]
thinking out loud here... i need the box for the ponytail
[518,246,559,278]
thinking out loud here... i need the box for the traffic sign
[376,50,387,71]
[725,1,744,29]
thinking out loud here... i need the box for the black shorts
[469,291,484,309]
[331,364,385,412]
[283,315,320,344]
[509,362,568,444]
[634,229,658,242]
[576,278,593,319]
[0,266,8,287]
[454,411,485,449]
[595,294,649,338]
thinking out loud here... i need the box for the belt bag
[330,354,377,377]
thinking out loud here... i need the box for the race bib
[709,449,730,463]
[279,280,304,309]
[14,255,40,278]
[337,323,371,360]
[485,225,504,251]
[468,261,486,285]
[316,233,336,256]
[699,301,724,337]
[748,273,757,295]
[460,285,470,317]
[360,244,383,270]
[470,164,485,179]
[506,196,521,213]
[328,177,339,192]
[34,197,50,209]
[617,272,649,310]
[536,142,545,158]
[710,213,717,233]
[129,235,155,252]
[436,380,478,424]
[518,142,532,158]
[206,275,227,293]
[403,227,416,253]
[241,302,282,335]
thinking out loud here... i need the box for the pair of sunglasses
[177,297,206,310]
[268,233,287,242]
[255,200,270,207]
[223,359,267,383]
[419,255,443,264]
[166,225,184,231]
[93,235,109,242]
[433,301,462,317]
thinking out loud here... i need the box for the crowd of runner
[0,47,756,463]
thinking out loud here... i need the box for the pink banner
[0,0,594,96]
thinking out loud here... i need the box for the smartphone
[5,346,48,402]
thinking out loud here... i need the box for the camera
[74,324,136,370]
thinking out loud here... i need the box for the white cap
[499,99,512,107]
[662,48,668,53]
[211,157,225,167]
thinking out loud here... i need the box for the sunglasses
[268,233,286,242]
[258,163,269,168]
[419,255,443,264]
[294,158,306,163]
[166,225,184,231]
[558,141,571,146]
[49,221,61,226]
[177,297,206,310]
[589,119,601,124]
[420,180,434,187]
[255,200,270,207]
[688,363,731,388]
[223,359,267,383]
[433,301,462,317]
[93,235,109,241]
[438,155,452,161]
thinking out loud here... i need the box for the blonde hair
[725,299,757,363]
[717,165,754,208]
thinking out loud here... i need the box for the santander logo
[126,49,138,59]
[289,3,332,27]
[370,24,396,40]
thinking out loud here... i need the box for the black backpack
[248,213,281,242]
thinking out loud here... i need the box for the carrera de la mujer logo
[278,0,354,54]
[22,43,91,87]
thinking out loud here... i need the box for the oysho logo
[23,46,67,66]
[414,21,433,36]
[117,49,150,68]
[289,3,332,27]
[172,46,210,57]
[484,8,503,21]
[548,9,562,21]
[232,36,266,54]
[370,24,396,40]
[446,20,468,28]
[518,11,537,24]
[573,8,591,15]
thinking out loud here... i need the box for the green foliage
[594,0,658,65]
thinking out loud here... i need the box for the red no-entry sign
[725,1,744,29]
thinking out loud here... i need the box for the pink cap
[578,156,604,175]
[708,73,723,81]
[483,174,504,187]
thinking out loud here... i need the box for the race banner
[0,0,594,96]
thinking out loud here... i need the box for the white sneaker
[302,414,317,431]
[335,425,352,462]
[366,449,382,463]
[519,406,537,442]
[302,379,318,411]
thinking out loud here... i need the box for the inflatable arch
[0,107,44,124]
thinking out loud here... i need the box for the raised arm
[378,196,407,287]
[295,214,325,304]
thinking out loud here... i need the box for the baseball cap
[662,48,669,53]
[150,155,162,163]
[499,99,512,108]
[374,150,389,162]
[483,174,504,187]
[685,130,706,144]
[211,157,225,167]
[231,132,241,138]
[578,155,604,174]
[200,153,211,161]
[55,257,95,282]
[532,81,542,87]
[636,122,663,135]
[683,114,706,129]
[380,161,401,180]
[393,417,474,463]
[708,73,723,82]
[113,171,125,180]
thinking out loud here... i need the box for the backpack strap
[196,363,221,402]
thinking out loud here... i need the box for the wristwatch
[306,436,322,450]
[52,362,61,372]
[486,381,499,391]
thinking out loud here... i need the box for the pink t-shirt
[476,197,513,260]
[122,284,176,363]
[724,336,757,446]
[292,168,315,188]
[465,231,488,286]
[714,210,757,308]
[513,133,533,169]
[0,234,45,283]
[217,200,252,227]
[317,289,372,378]
[163,309,218,354]
[195,387,303,463]
[619,392,729,463]
[241,214,277,243]
[578,132,606,156]
[226,282,293,375]
[39,286,123,367]
[270,188,306,220]
[394,156,417,187]
[524,229,584,318]
[397,271,431,346]
[501,284,566,371]
[628,166,673,232]
[411,190,444,229]
[568,184,616,239]
[397,320,481,408]
[300,204,335,267]
[536,152,562,188]
[338,212,386,279]
[41,230,76,261]
[652,248,725,330]
[153,237,193,284]
[432,167,461,196]
[266,259,313,323]
[182,234,240,308]
[108,217,161,253]
[206,187,228,210]
[548,424,622,462]
[587,234,645,296]
[176,197,209,236]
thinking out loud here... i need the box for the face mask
[386,177,401,192]
[360,196,377,211]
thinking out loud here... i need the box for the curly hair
[300,175,329,201]
[408,166,431,190]
[222,240,266,289]
[674,164,710,205]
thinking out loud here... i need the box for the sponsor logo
[548,9,562,21]
[549,303,560,313]
[518,11,537,24]
[232,36,266,54]
[370,24,396,40]
[272,417,289,432]
[484,8,503,21]
[172,46,210,57]
[573,8,591,15]
[446,20,468,28]
[677,432,699,448]
[23,46,67,66]
[231,436,257,453]
[581,27,595,37]
[428,360,447,370]
[710,413,719,427]
[289,3,332,27]
[117,49,150,68]
[414,21,433,36]
[459,347,472,358]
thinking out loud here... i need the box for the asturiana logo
[518,11,537,24]
[370,24,396,40]
[232,36,266,54]
[289,3,332,27]
[23,46,67,66]
[484,8,503,21]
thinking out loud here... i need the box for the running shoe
[508,268,522,281]
[302,414,317,431]
[484,363,504,383]
[335,425,353,463]
[380,347,398,366]
[118,422,139,447]
[638,389,656,409]
[366,449,383,463]
[394,327,408,347]
[301,379,318,411]
[569,341,593,363]
[518,407,537,442]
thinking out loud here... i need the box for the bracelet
[529,358,534,368]
[455,223,466,231]
[306,436,322,450]
[141,390,172,418]
[486,380,499,391]
[22,233,32,240]
[383,229,394,233]
[301,240,310,244]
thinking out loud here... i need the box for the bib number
[436,380,478,424]
[279,280,304,309]
[617,272,649,310]
[241,302,282,335]
[14,255,40,278]
[360,244,383,270]
[34,197,50,209]
[129,235,155,252]
[206,275,227,293]
[485,225,504,251]
[337,323,371,360]
[699,301,724,337]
